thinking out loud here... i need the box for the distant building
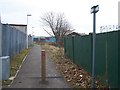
[33,36,56,43]
[45,37,56,42]
[33,37,39,42]
[40,37,46,42]
[3,24,27,34]
[66,32,86,36]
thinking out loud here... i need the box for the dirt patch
[41,43,107,88]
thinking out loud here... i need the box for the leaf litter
[42,43,107,88]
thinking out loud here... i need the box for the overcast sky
[0,0,119,36]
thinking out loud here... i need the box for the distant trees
[41,12,73,42]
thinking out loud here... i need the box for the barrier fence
[1,24,32,58]
[64,30,119,88]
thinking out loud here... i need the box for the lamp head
[27,14,32,16]
[91,5,99,14]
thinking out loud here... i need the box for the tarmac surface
[9,45,70,88]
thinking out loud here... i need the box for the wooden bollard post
[41,50,46,81]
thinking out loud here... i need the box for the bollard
[41,50,46,81]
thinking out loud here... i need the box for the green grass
[2,48,31,86]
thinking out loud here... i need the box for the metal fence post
[91,12,96,89]
[72,36,75,63]
[91,5,99,89]
[0,16,2,89]
[0,19,2,57]
[118,2,120,89]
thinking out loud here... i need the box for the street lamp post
[32,27,34,43]
[0,16,2,57]
[91,5,99,89]
[32,27,34,36]
[26,14,32,48]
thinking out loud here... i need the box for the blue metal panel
[0,56,10,80]
[2,24,28,59]
[2,25,10,56]
[45,37,56,42]
[10,27,14,57]
[15,29,18,54]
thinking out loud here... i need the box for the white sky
[0,0,119,36]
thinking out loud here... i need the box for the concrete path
[9,45,70,88]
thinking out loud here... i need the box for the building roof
[3,23,27,34]
[67,32,86,36]
[3,24,27,26]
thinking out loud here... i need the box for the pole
[0,15,2,89]
[26,16,28,48]
[0,16,2,57]
[32,27,34,44]
[92,12,96,89]
[41,50,46,81]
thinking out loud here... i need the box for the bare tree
[41,12,73,42]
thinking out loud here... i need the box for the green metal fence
[64,30,119,88]
[118,30,120,89]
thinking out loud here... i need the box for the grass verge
[41,43,107,88]
[2,47,31,87]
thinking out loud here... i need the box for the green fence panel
[74,35,92,73]
[64,30,119,88]
[65,36,74,61]
[107,31,118,88]
[73,36,82,65]
[95,33,106,80]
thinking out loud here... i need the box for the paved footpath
[9,45,70,88]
